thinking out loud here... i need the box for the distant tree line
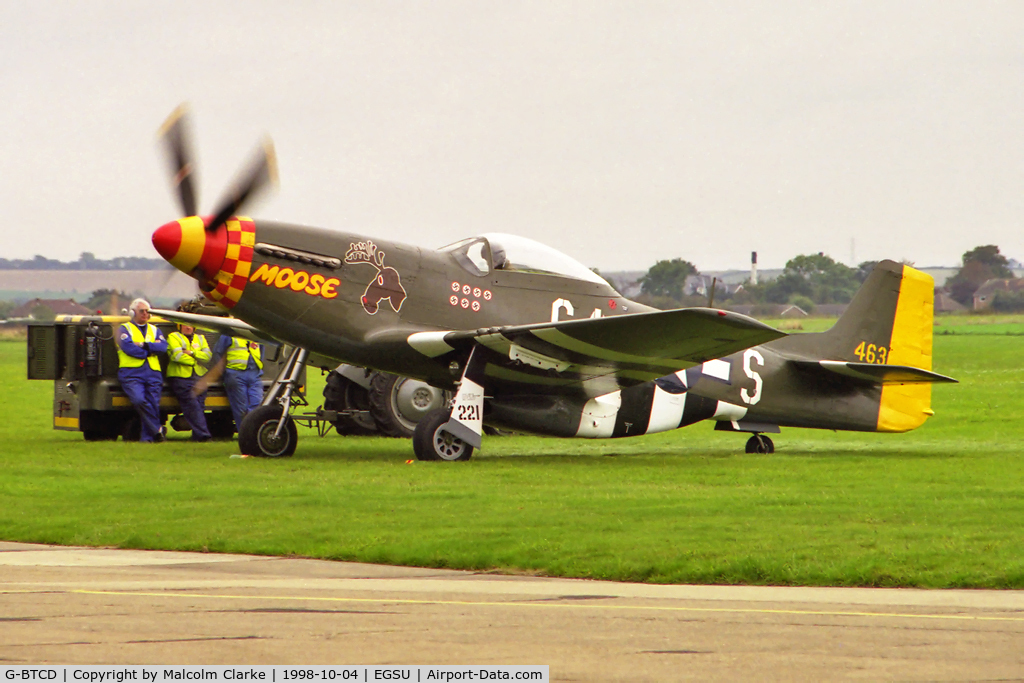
[634,252,870,311]
[632,244,1022,313]
[0,252,165,270]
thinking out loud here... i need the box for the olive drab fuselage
[229,222,649,389]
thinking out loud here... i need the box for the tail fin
[784,260,937,432]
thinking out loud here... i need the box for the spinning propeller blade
[205,137,278,234]
[158,104,199,217]
[152,106,278,285]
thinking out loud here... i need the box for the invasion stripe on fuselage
[569,369,744,439]
[647,376,689,433]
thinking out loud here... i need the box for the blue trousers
[118,369,164,442]
[223,368,264,432]
[168,377,211,440]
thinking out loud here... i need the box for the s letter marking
[741,349,764,405]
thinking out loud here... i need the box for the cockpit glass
[439,237,490,276]
[439,233,610,286]
[480,233,608,285]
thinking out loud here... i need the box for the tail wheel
[239,404,297,458]
[323,371,377,435]
[413,409,473,462]
[369,372,450,438]
[745,434,775,454]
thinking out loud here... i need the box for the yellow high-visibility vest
[167,331,212,378]
[117,322,161,371]
[225,337,263,371]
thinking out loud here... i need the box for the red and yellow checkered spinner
[151,216,256,309]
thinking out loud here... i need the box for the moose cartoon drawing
[344,241,407,314]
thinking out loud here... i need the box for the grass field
[2,317,1023,588]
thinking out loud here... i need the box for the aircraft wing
[413,308,786,398]
[149,308,278,344]
[794,360,958,384]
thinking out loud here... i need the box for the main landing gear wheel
[239,404,297,458]
[413,410,473,462]
[745,434,775,454]
[369,373,449,438]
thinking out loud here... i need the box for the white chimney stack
[751,251,758,286]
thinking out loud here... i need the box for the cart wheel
[369,372,449,438]
[239,404,298,458]
[323,371,377,435]
[83,428,118,441]
[81,412,119,441]
[120,415,141,442]
[206,412,236,440]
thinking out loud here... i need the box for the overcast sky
[2,1,1022,271]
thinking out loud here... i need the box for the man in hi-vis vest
[167,322,212,441]
[117,298,168,442]
[212,335,264,434]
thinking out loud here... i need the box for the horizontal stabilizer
[795,360,958,385]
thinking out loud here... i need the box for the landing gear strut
[239,345,307,457]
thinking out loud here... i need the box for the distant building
[972,278,1024,310]
[779,305,808,318]
[934,291,966,313]
[10,298,92,319]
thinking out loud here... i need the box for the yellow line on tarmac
[51,589,1024,624]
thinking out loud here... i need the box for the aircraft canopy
[441,233,607,285]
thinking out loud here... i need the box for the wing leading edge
[149,309,276,344]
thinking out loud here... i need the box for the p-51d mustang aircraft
[150,106,955,459]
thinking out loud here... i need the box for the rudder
[877,264,934,432]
